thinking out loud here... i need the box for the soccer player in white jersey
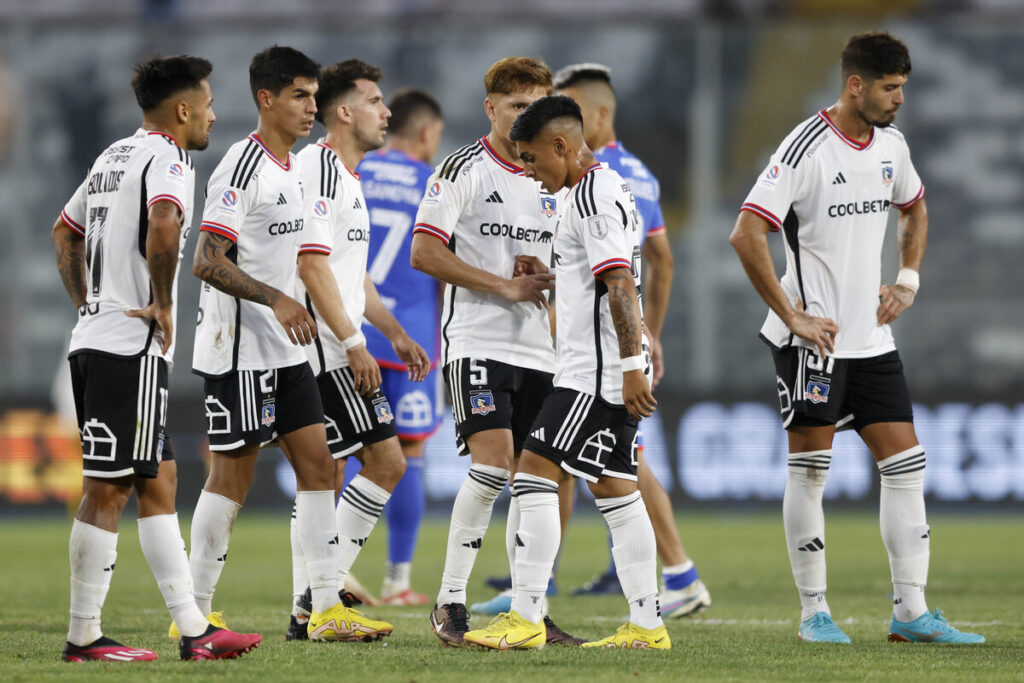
[188,46,353,643]
[410,57,581,647]
[52,55,261,661]
[730,32,983,645]
[464,95,668,650]
[283,59,430,642]
[552,62,711,617]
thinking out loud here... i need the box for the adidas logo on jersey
[831,172,847,185]
[530,427,545,441]
[353,197,362,209]
[277,193,288,204]
[485,190,503,203]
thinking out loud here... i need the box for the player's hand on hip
[787,299,838,359]
[877,284,915,325]
[347,344,382,396]
[623,369,657,421]
[500,273,555,309]
[392,333,430,382]
[272,294,317,346]
[513,254,549,276]
[125,303,174,355]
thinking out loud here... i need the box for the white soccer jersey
[414,136,558,372]
[554,164,648,404]
[192,133,308,377]
[294,140,371,375]
[61,129,195,364]
[741,110,925,358]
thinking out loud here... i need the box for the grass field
[0,509,1020,681]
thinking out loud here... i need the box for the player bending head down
[840,31,911,129]
[509,94,586,193]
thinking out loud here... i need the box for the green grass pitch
[1,510,1020,681]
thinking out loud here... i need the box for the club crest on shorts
[470,390,495,415]
[261,402,276,427]
[805,375,831,404]
[373,397,394,424]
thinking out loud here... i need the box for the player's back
[193,134,307,377]
[554,164,645,404]
[414,137,558,373]
[63,129,195,360]
[358,148,439,368]
[594,141,665,244]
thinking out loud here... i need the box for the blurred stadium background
[1,0,1022,514]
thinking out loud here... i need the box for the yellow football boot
[463,611,546,650]
[307,602,393,642]
[581,622,671,649]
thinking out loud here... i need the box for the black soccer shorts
[318,365,398,458]
[523,387,640,483]
[203,362,324,451]
[771,346,914,431]
[443,357,553,456]
[69,352,170,479]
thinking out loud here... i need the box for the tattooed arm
[124,200,182,354]
[52,217,86,309]
[878,197,928,325]
[193,229,317,346]
[600,266,656,420]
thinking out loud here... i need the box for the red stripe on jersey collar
[479,136,524,174]
[817,110,874,151]
[572,163,603,188]
[249,134,291,170]
[317,141,360,179]
[147,130,181,147]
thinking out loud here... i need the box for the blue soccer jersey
[594,141,665,245]
[358,148,439,369]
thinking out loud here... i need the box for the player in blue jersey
[554,63,711,617]
[343,89,445,605]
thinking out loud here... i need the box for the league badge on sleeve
[423,181,443,205]
[219,189,238,214]
[881,165,894,186]
[470,391,496,416]
[165,162,186,185]
[805,376,831,404]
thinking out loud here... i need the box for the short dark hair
[552,62,613,92]
[484,57,553,96]
[841,32,912,83]
[509,95,582,143]
[130,55,212,112]
[315,59,383,124]
[249,46,320,106]
[387,89,443,136]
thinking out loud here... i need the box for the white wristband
[342,332,366,351]
[895,268,920,294]
[621,355,645,372]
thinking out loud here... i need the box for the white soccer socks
[336,475,390,591]
[67,520,117,646]
[289,502,309,614]
[784,450,832,621]
[878,445,930,622]
[295,490,340,613]
[188,490,240,616]
[509,474,560,624]
[597,491,662,630]
[138,513,208,638]
[436,463,509,606]
[506,494,521,589]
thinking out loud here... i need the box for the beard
[859,106,898,129]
